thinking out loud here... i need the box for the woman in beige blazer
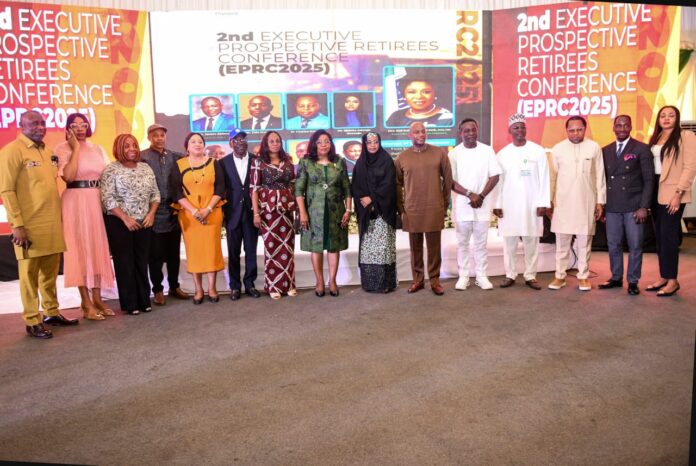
[646,105,696,296]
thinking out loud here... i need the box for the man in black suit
[240,95,282,131]
[219,129,260,300]
[598,115,654,295]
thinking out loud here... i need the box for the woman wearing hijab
[351,132,398,293]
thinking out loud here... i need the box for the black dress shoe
[646,282,667,292]
[627,283,640,295]
[598,279,623,289]
[230,290,241,301]
[43,314,79,326]
[657,284,680,297]
[26,324,52,339]
[245,288,261,298]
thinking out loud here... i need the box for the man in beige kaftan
[548,116,606,291]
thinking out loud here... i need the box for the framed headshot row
[188,65,456,133]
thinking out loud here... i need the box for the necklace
[188,155,208,184]
[409,104,437,115]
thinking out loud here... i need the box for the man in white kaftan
[548,116,606,291]
[493,114,550,290]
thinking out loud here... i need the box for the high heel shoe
[82,306,105,321]
[329,288,339,297]
[657,284,680,297]
[94,303,115,316]
[193,293,204,305]
[646,282,667,292]
[208,293,220,303]
[315,288,325,297]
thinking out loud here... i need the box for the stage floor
[0,228,558,314]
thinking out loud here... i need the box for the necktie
[616,141,624,158]
[301,118,309,129]
[253,119,261,130]
[206,117,214,131]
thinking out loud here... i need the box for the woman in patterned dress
[251,131,297,300]
[295,130,352,297]
[351,132,398,292]
[56,113,115,320]
[170,132,225,304]
[101,134,160,315]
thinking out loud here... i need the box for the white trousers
[555,233,592,279]
[503,236,539,281]
[455,221,489,278]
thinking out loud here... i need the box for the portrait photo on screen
[190,95,237,133]
[332,92,376,129]
[335,138,363,175]
[383,66,455,128]
[288,138,310,165]
[239,94,284,131]
[285,93,330,130]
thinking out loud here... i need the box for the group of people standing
[1,104,694,340]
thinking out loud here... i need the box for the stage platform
[0,228,558,314]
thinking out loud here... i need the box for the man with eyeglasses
[140,124,189,305]
[0,110,75,339]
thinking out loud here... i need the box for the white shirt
[253,116,269,129]
[448,141,502,222]
[495,141,550,237]
[652,144,662,175]
[233,153,249,183]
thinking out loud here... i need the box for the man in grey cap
[140,123,189,305]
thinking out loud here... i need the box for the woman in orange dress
[170,132,225,304]
[56,113,115,320]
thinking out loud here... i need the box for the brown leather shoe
[431,283,445,295]
[153,291,165,306]
[525,279,542,290]
[407,282,424,294]
[500,277,515,288]
[169,288,189,300]
[26,324,53,339]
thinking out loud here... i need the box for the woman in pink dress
[56,113,116,320]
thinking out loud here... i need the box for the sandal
[287,289,298,297]
[82,306,105,321]
[94,302,115,316]
[270,292,281,300]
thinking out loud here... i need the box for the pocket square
[623,153,637,161]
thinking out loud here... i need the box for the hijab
[351,132,397,236]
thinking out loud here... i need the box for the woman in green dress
[295,130,352,297]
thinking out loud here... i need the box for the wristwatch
[676,189,684,195]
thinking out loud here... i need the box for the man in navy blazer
[192,96,236,132]
[240,95,283,130]
[219,128,260,300]
[598,115,654,295]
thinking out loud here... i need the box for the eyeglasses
[69,123,89,130]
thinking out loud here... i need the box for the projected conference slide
[491,2,680,149]
[0,2,154,150]
[149,9,488,154]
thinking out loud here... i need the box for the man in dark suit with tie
[192,96,236,132]
[219,129,260,300]
[240,95,283,131]
[598,115,654,295]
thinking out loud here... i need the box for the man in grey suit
[598,115,654,295]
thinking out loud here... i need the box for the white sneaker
[455,277,470,290]
[475,276,494,290]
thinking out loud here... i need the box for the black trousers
[652,202,685,279]
[104,215,152,312]
[148,229,182,293]
[225,212,259,292]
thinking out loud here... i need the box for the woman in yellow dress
[170,132,226,304]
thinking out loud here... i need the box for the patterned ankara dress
[250,159,296,294]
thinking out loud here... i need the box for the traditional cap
[508,113,526,127]
[229,128,248,139]
[147,123,167,134]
